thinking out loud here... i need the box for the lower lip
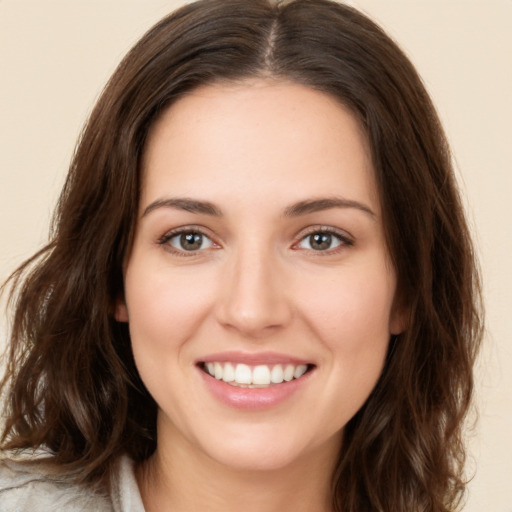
[198,368,313,411]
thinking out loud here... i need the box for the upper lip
[197,351,313,366]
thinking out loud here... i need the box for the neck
[137,423,339,512]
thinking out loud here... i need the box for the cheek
[297,260,395,372]
[304,264,394,328]
[122,262,221,420]
[123,261,217,355]
[297,266,394,427]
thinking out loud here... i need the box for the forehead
[140,79,378,214]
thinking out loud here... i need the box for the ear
[390,312,407,336]
[389,296,408,335]
[114,297,129,323]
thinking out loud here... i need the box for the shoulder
[0,457,112,512]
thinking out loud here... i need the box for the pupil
[311,233,331,250]
[181,232,202,250]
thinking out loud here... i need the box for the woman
[0,0,482,511]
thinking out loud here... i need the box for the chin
[194,423,342,473]
[208,445,307,472]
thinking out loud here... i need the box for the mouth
[198,361,315,388]
[196,353,316,410]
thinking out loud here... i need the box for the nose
[215,245,293,338]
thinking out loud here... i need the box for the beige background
[1,1,511,510]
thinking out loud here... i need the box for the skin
[116,79,404,512]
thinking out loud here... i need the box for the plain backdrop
[1,1,511,510]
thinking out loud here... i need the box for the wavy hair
[1,1,482,510]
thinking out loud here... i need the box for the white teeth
[235,363,252,384]
[270,364,284,384]
[253,365,271,385]
[222,362,235,382]
[283,364,295,382]
[204,362,310,386]
[294,365,308,379]
[214,362,223,380]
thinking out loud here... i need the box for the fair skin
[116,79,404,512]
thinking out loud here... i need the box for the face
[116,80,403,472]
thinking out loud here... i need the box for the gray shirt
[0,455,145,512]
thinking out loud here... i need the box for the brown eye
[169,231,213,252]
[297,231,346,251]
[310,233,333,250]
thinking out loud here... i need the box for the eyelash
[157,226,217,257]
[157,225,354,257]
[293,226,354,254]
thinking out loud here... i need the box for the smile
[197,352,316,409]
[202,362,310,388]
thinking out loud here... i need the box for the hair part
[1,1,483,510]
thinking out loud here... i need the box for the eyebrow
[283,197,376,218]
[141,195,375,219]
[142,198,222,218]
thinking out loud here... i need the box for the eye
[296,230,350,251]
[165,230,214,252]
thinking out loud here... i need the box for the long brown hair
[1,1,482,510]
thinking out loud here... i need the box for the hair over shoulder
[1,1,483,511]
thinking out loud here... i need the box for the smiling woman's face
[116,80,403,472]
